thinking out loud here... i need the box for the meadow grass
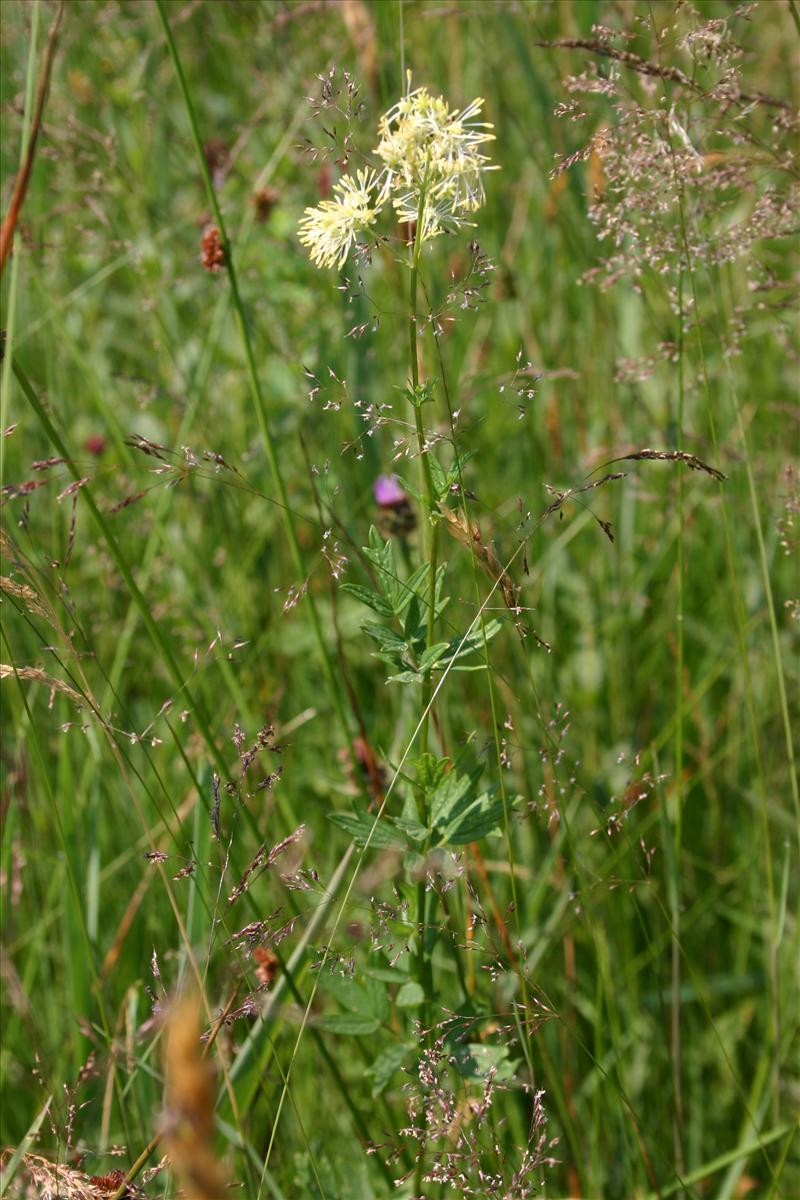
[1,1,798,1197]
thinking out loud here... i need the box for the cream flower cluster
[298,76,495,269]
[298,169,383,269]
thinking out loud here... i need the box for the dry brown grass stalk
[533,37,792,110]
[161,994,228,1200]
[340,0,378,93]
[0,575,50,622]
[438,504,521,614]
[0,663,83,705]
[0,1,65,276]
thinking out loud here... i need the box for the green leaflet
[413,752,451,793]
[385,669,423,684]
[395,561,430,614]
[426,757,511,847]
[366,1043,413,1097]
[348,529,478,687]
[451,1042,520,1082]
[362,966,411,985]
[395,981,425,1008]
[329,766,512,852]
[363,525,402,609]
[314,1012,381,1036]
[428,761,481,823]
[340,582,394,618]
[436,619,503,665]
[318,971,390,1022]
[328,810,408,850]
[418,641,451,671]
[431,788,507,846]
[360,620,408,652]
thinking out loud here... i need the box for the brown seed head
[200,224,225,273]
[253,946,279,987]
[252,186,279,222]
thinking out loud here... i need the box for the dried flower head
[5,1153,146,1199]
[252,186,279,222]
[253,945,279,987]
[202,138,229,187]
[89,1170,128,1195]
[200,224,225,273]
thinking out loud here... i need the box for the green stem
[789,0,800,39]
[407,185,437,1195]
[408,197,439,767]
[672,257,686,1178]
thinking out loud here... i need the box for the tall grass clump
[1,2,797,1198]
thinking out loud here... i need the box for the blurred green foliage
[1,1,797,1196]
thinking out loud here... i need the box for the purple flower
[374,474,407,508]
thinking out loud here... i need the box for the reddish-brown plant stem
[0,1,65,277]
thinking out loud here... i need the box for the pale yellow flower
[298,169,382,269]
[375,77,496,238]
[298,75,495,268]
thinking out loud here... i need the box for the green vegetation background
[1,1,797,1197]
